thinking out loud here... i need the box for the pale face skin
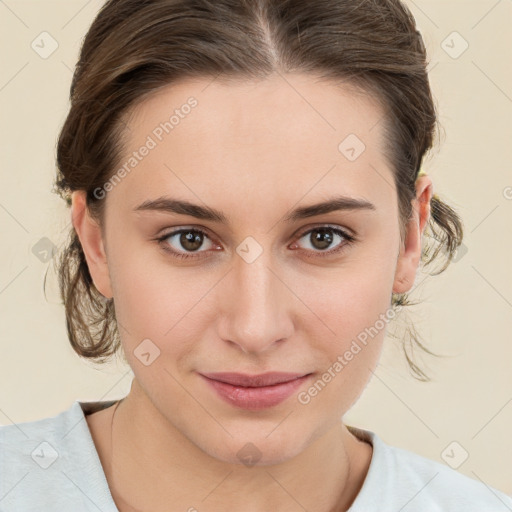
[73,73,432,512]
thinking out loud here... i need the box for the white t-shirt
[1,400,511,511]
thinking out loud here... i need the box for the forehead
[109,73,395,215]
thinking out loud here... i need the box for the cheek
[320,277,391,365]
[297,287,391,419]
[107,240,220,366]
[293,251,397,410]
[298,249,397,342]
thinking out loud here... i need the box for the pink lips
[199,371,312,410]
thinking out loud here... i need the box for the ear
[71,190,113,299]
[392,175,433,294]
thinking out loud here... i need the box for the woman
[1,0,510,510]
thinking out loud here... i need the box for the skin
[73,73,432,512]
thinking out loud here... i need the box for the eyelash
[155,225,356,261]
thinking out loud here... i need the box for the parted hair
[51,0,464,381]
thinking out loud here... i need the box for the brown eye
[157,228,217,259]
[293,225,356,258]
[308,228,335,250]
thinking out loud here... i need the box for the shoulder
[348,426,512,512]
[0,404,73,472]
[0,400,117,511]
[385,441,512,510]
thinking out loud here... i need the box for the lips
[200,372,308,387]
[199,371,313,410]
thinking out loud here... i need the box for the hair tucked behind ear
[52,228,120,363]
[389,193,464,381]
[423,195,465,275]
[51,0,464,380]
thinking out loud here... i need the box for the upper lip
[200,371,310,387]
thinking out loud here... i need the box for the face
[73,73,431,465]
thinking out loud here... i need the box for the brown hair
[51,0,464,381]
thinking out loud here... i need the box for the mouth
[198,371,313,410]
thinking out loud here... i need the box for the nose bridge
[220,245,293,354]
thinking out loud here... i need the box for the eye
[290,225,355,258]
[156,227,219,260]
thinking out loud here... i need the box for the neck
[106,381,372,512]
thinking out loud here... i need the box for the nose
[217,248,295,354]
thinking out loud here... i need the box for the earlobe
[392,176,433,295]
[71,191,113,299]
[392,217,418,295]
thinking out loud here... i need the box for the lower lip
[200,374,312,411]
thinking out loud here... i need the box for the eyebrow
[132,195,376,223]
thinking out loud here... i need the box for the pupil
[311,228,333,250]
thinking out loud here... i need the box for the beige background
[1,0,511,496]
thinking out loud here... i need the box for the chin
[204,435,306,467]
[200,413,341,467]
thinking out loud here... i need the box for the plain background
[1,0,511,496]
